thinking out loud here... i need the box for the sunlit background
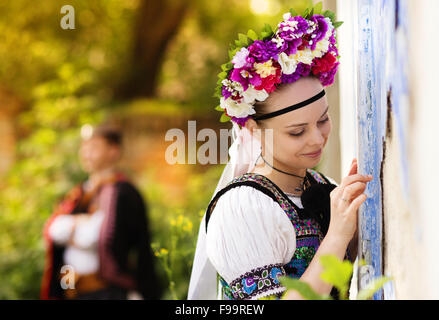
[0,0,322,299]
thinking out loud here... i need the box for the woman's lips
[303,149,322,158]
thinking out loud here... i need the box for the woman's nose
[310,127,325,146]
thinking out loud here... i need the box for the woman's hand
[327,158,373,242]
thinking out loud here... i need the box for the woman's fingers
[340,173,372,190]
[347,193,367,213]
[340,181,368,203]
[348,158,358,176]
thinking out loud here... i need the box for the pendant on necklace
[301,176,311,192]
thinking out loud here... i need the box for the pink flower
[232,47,250,68]
[254,64,282,93]
[312,52,337,75]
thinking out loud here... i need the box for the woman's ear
[245,118,258,135]
[245,118,263,143]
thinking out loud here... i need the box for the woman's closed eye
[289,117,330,137]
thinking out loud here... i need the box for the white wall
[407,0,439,299]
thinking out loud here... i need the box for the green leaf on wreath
[314,2,323,15]
[220,113,231,122]
[238,33,249,46]
[247,29,258,41]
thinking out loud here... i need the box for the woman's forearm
[284,233,350,299]
[347,230,358,263]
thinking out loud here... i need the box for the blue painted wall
[356,0,408,300]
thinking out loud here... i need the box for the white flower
[307,21,317,34]
[277,52,298,75]
[312,39,330,58]
[220,97,256,119]
[242,86,269,104]
[283,12,291,20]
[325,17,334,30]
[222,79,244,94]
[271,36,285,48]
[294,48,314,65]
[278,49,314,75]
[282,20,299,32]
[254,60,277,78]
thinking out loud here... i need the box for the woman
[189,8,373,300]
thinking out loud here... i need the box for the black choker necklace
[257,153,310,193]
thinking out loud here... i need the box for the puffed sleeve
[48,215,75,245]
[206,186,296,300]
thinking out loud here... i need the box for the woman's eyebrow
[285,106,329,128]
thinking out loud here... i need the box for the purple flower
[229,67,262,90]
[276,16,309,55]
[284,38,303,56]
[221,86,232,100]
[308,15,329,50]
[328,32,339,57]
[280,63,311,84]
[230,68,250,91]
[318,62,339,86]
[248,40,280,63]
[231,115,252,126]
[277,16,309,40]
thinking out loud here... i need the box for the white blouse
[206,186,298,299]
[48,210,105,275]
[205,175,338,299]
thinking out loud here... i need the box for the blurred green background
[0,0,312,299]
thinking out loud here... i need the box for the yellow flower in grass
[182,220,193,233]
[155,247,169,257]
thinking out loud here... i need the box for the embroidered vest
[205,169,340,300]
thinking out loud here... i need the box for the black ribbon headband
[253,89,326,121]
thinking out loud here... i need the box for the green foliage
[279,255,391,300]
[0,0,317,299]
[143,165,225,299]
[279,277,331,300]
[220,113,232,123]
[0,64,104,299]
[319,255,353,299]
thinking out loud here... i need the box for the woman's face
[247,77,331,171]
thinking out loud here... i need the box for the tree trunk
[114,0,189,100]
[0,86,22,177]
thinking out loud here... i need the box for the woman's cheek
[279,133,303,162]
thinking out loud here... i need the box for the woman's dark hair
[252,83,288,125]
[92,125,123,146]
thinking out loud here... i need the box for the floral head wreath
[214,3,343,127]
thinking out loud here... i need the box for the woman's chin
[302,155,322,167]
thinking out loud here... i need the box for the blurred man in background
[40,124,162,300]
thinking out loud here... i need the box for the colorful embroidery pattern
[228,264,286,300]
[220,277,235,300]
[217,169,330,300]
[284,237,320,277]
